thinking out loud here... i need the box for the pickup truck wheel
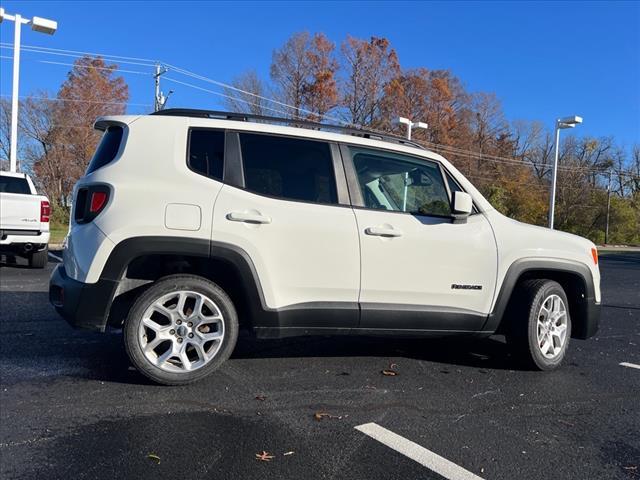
[124,274,239,385]
[506,279,572,371]
[28,247,48,269]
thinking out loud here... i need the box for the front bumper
[574,296,600,339]
[49,264,117,332]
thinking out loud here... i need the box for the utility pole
[153,63,172,112]
[605,170,613,245]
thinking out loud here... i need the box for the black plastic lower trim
[360,302,487,331]
[49,264,118,332]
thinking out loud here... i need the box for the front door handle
[364,226,403,237]
[226,211,272,224]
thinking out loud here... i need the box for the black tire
[28,247,48,269]
[124,274,239,385]
[505,279,572,371]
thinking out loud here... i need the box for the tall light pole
[0,8,57,172]
[605,170,613,245]
[396,117,428,211]
[549,115,582,229]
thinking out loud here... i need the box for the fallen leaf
[147,453,161,464]
[283,451,295,456]
[381,369,397,376]
[314,411,345,421]
[255,451,275,462]
[255,395,267,401]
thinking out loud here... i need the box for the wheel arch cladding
[100,236,266,330]
[487,258,597,339]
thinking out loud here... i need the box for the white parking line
[620,362,640,370]
[355,422,484,480]
[48,252,62,262]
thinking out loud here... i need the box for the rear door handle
[364,226,403,237]
[226,212,272,224]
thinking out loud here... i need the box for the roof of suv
[152,108,426,150]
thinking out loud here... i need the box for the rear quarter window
[0,176,31,194]
[187,129,225,180]
[86,126,124,174]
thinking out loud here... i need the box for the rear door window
[0,176,31,194]
[239,133,338,205]
[188,129,225,180]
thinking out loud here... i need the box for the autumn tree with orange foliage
[269,32,338,121]
[340,35,399,126]
[31,56,128,208]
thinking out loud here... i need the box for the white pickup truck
[0,172,50,268]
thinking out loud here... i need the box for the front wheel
[124,274,239,385]
[506,279,572,370]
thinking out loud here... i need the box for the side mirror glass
[452,191,473,219]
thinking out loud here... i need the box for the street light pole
[396,117,428,211]
[605,170,612,245]
[549,124,562,230]
[0,8,58,172]
[9,14,24,173]
[548,115,582,229]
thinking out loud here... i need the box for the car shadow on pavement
[232,331,516,371]
[0,290,519,386]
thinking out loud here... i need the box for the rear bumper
[0,231,49,252]
[49,264,117,332]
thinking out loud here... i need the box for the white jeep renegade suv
[49,109,601,385]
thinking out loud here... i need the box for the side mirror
[452,191,472,222]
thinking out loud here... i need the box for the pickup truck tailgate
[0,193,44,230]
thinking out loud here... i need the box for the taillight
[591,247,598,265]
[74,185,110,224]
[90,191,108,213]
[40,200,51,223]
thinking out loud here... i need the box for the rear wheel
[506,279,571,370]
[28,246,48,269]
[123,274,238,385]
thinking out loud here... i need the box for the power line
[39,59,151,76]
[163,77,294,119]
[0,42,157,64]
[0,94,152,107]
[0,43,156,68]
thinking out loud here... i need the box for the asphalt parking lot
[0,251,638,480]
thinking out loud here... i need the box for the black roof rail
[151,108,425,150]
